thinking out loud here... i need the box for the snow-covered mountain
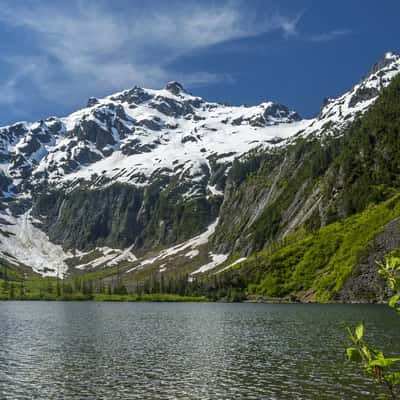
[0,81,306,193]
[0,52,399,277]
[299,51,400,138]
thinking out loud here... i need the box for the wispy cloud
[0,61,36,106]
[0,78,17,106]
[0,0,302,113]
[275,12,303,38]
[308,29,352,42]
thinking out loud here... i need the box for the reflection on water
[0,302,399,399]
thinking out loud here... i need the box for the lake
[0,302,399,399]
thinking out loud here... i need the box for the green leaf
[361,345,373,361]
[368,357,400,368]
[355,323,364,341]
[346,347,363,363]
[389,293,400,309]
[370,349,384,360]
[388,277,396,289]
[386,372,400,386]
[346,326,357,344]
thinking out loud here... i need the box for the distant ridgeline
[1,53,400,302]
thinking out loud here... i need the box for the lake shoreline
[0,296,389,305]
[0,293,208,302]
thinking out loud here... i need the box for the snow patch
[185,249,200,258]
[75,245,137,270]
[126,219,218,273]
[0,212,71,277]
[191,253,228,275]
[217,257,247,273]
[207,185,224,197]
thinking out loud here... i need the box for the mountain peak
[369,51,400,75]
[298,51,400,140]
[384,51,399,60]
[164,81,185,95]
[87,97,100,107]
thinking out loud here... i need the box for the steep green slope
[204,74,400,302]
[198,193,400,302]
[213,74,400,256]
[324,71,400,217]
[252,194,399,301]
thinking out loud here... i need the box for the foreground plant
[346,257,400,399]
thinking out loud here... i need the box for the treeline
[0,261,248,302]
[137,272,247,302]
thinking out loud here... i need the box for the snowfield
[0,211,71,277]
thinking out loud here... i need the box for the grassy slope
[215,194,400,302]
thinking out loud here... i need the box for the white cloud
[0,1,303,112]
[308,29,352,42]
[274,12,303,38]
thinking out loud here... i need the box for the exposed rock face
[211,141,326,257]
[32,177,221,253]
[349,87,379,108]
[164,81,185,95]
[263,104,301,123]
[33,184,145,251]
[0,172,12,193]
[338,217,400,302]
[87,97,99,107]
[74,120,116,151]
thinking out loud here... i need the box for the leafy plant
[346,257,400,399]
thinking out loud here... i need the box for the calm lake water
[0,302,399,400]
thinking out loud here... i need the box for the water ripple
[0,302,399,399]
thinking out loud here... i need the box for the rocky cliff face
[0,52,399,302]
[32,180,220,253]
[338,217,400,303]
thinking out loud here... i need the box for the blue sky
[0,0,398,125]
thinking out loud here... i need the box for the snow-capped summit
[0,81,306,198]
[0,53,399,200]
[300,51,400,139]
[370,51,400,75]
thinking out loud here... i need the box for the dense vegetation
[347,257,400,399]
[0,263,207,302]
[194,193,400,302]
